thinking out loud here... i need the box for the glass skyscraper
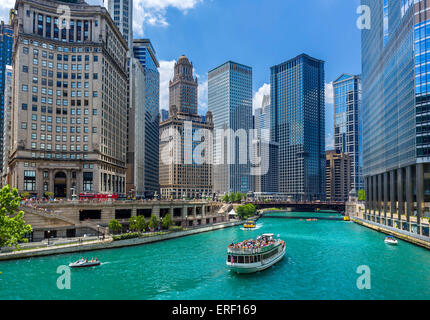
[129,39,160,197]
[361,0,430,235]
[333,74,362,192]
[270,54,325,201]
[208,61,253,195]
[254,95,279,194]
[0,22,13,177]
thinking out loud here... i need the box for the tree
[0,185,32,249]
[108,219,122,234]
[136,215,148,232]
[128,216,139,232]
[162,213,173,229]
[236,204,256,220]
[20,192,31,199]
[358,190,365,201]
[221,194,230,203]
[44,192,54,199]
[148,214,159,231]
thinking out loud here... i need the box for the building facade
[159,55,213,199]
[106,0,132,49]
[9,0,128,198]
[2,65,13,186]
[270,54,326,201]
[208,61,254,195]
[254,95,279,193]
[361,0,430,235]
[333,73,362,193]
[0,22,13,178]
[125,39,160,198]
[325,150,351,202]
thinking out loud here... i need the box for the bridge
[249,201,346,214]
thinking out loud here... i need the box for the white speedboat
[69,259,101,268]
[226,234,286,274]
[384,236,398,245]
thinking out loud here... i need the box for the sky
[0,0,362,149]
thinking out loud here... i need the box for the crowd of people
[228,238,276,251]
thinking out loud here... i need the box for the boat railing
[227,241,280,254]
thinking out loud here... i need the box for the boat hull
[69,262,101,268]
[384,240,398,245]
[227,245,286,274]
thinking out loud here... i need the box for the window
[24,171,36,191]
[83,172,93,191]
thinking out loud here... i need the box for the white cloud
[197,76,208,115]
[133,0,203,36]
[159,60,208,115]
[0,0,15,24]
[253,83,270,112]
[159,60,176,111]
[325,82,334,104]
[325,132,334,151]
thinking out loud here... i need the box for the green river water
[0,213,429,300]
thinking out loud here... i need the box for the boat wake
[240,224,263,231]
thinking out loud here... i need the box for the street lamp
[47,230,51,245]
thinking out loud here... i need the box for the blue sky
[0,0,363,148]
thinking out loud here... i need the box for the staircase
[21,206,109,235]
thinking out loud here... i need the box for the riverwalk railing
[352,216,430,243]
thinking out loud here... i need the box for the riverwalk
[352,216,430,250]
[0,220,244,261]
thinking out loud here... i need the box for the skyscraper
[127,39,160,198]
[254,95,278,194]
[270,54,325,201]
[333,74,362,193]
[169,55,198,114]
[2,65,12,186]
[361,0,430,235]
[208,61,253,195]
[9,0,129,198]
[326,150,351,202]
[0,22,13,177]
[159,55,213,199]
[106,0,132,49]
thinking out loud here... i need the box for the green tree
[0,185,32,248]
[136,215,148,232]
[108,219,122,234]
[221,194,230,203]
[236,204,256,220]
[162,213,173,229]
[44,192,54,199]
[148,214,159,230]
[128,216,139,232]
[358,190,365,201]
[20,192,31,199]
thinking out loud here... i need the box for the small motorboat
[69,259,101,268]
[243,220,257,229]
[384,236,398,245]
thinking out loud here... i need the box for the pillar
[383,172,388,220]
[397,168,404,221]
[416,163,424,235]
[390,170,396,219]
[378,174,383,216]
[406,165,413,224]
[365,176,370,215]
[368,176,373,215]
[373,175,377,217]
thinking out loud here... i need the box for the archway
[54,172,67,198]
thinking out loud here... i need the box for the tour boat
[384,236,398,245]
[243,220,257,229]
[69,259,101,268]
[226,234,286,274]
